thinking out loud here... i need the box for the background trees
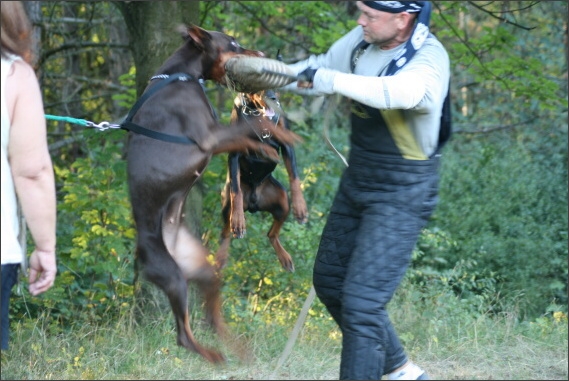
[13,1,567,328]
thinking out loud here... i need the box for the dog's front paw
[293,207,308,224]
[292,194,308,224]
[231,214,246,238]
[291,181,308,224]
[232,227,246,239]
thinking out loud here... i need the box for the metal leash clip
[86,120,121,131]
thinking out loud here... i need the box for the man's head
[356,1,423,49]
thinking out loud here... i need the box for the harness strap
[120,120,198,145]
[120,73,199,145]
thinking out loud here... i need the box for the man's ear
[397,12,415,32]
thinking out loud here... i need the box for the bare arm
[6,60,57,295]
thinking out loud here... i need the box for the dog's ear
[183,24,211,51]
[176,24,190,39]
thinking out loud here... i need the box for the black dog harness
[120,73,203,145]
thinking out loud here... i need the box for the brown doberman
[125,25,300,363]
[216,90,308,273]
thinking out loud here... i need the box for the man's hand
[297,67,318,88]
[297,67,338,94]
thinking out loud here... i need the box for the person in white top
[1,1,57,351]
[280,1,451,379]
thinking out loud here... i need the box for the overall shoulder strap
[350,40,370,73]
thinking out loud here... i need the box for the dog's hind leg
[226,154,247,239]
[217,158,234,272]
[165,201,255,362]
[167,224,226,332]
[255,177,295,272]
[216,202,232,271]
[281,144,308,224]
[137,195,224,363]
[216,180,234,271]
[163,196,227,334]
[136,237,225,363]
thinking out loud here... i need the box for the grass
[1,294,567,380]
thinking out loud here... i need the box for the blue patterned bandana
[362,1,431,76]
[362,1,423,13]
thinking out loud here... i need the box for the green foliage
[199,1,356,59]
[433,127,568,318]
[426,1,568,319]
[436,1,568,119]
[112,68,137,110]
[44,132,135,323]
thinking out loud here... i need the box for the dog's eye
[231,40,240,49]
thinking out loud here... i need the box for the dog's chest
[239,153,278,185]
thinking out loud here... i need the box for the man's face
[356,1,405,49]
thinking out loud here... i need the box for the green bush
[432,126,568,319]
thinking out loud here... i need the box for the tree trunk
[114,1,199,97]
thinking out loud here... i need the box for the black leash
[120,73,200,145]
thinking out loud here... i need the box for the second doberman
[216,90,308,273]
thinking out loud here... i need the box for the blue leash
[45,114,119,130]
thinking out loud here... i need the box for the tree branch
[234,2,309,51]
[467,1,538,30]
[43,73,130,92]
[48,136,83,152]
[38,42,129,67]
[433,2,514,92]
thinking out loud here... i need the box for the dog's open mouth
[264,107,275,118]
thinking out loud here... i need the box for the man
[281,1,451,380]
